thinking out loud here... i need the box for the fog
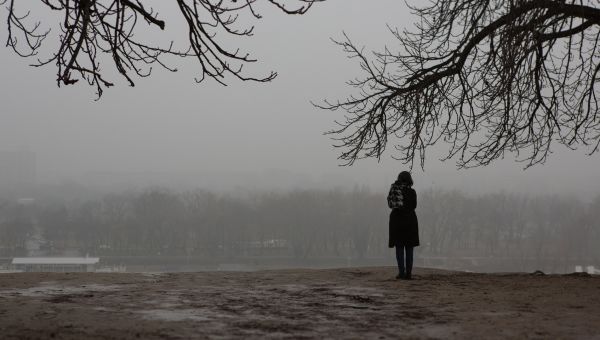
[1,1,600,273]
[1,0,599,197]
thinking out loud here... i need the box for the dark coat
[388,186,420,248]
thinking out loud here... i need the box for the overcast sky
[1,0,600,198]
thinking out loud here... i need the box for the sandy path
[0,267,599,339]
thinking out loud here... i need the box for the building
[11,257,100,272]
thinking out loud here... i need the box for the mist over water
[1,183,598,274]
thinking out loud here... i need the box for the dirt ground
[0,267,599,339]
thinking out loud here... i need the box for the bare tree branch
[318,0,600,169]
[3,0,321,98]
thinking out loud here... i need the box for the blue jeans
[395,245,414,275]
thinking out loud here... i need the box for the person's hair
[397,171,413,187]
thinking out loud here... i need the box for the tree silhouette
[3,0,318,97]
[319,0,600,168]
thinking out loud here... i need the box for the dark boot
[396,269,405,279]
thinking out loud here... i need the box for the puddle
[142,289,191,309]
[0,282,123,298]
[329,286,384,297]
[93,306,115,312]
[137,308,227,322]
[281,284,310,292]
[140,272,164,278]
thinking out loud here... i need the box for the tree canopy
[3,0,318,97]
[319,0,600,168]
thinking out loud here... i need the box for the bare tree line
[0,188,598,269]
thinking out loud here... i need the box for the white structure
[587,266,599,275]
[575,265,599,275]
[12,257,100,272]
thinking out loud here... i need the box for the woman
[387,171,419,280]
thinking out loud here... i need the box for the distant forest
[1,188,599,269]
